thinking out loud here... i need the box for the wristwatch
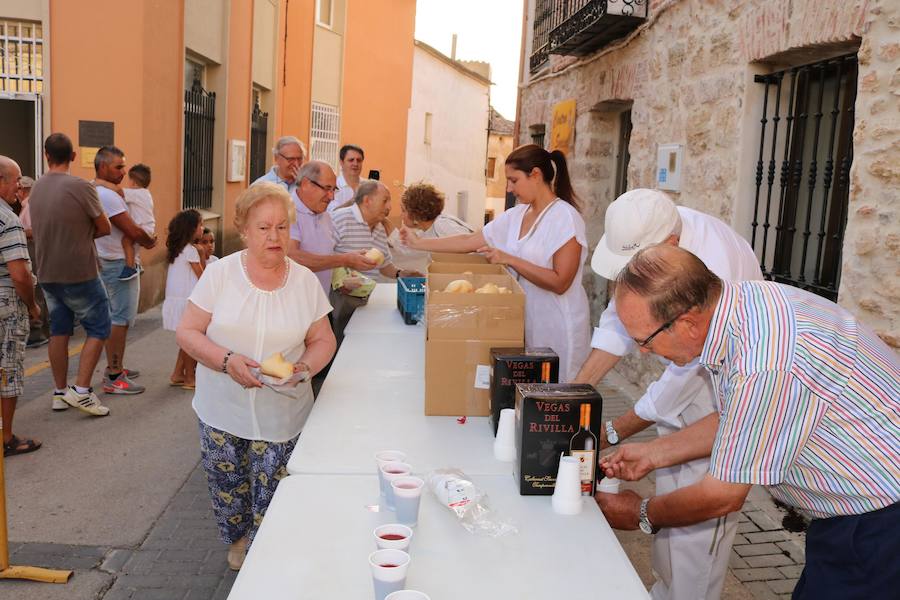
[605,420,620,445]
[639,497,660,534]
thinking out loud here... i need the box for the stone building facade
[518,0,898,386]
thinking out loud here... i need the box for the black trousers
[793,501,900,600]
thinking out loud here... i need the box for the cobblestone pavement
[7,465,236,600]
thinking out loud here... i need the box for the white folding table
[230,283,649,599]
[229,474,649,599]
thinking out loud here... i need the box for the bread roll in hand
[260,352,294,380]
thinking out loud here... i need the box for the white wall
[404,45,489,229]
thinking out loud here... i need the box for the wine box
[514,383,603,496]
[489,348,559,435]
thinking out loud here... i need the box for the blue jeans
[99,258,139,327]
[40,278,111,339]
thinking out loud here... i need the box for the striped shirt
[0,203,31,288]
[703,281,900,519]
[332,204,391,280]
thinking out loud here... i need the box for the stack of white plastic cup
[551,455,584,515]
[493,408,517,462]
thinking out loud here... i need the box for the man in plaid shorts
[0,155,42,456]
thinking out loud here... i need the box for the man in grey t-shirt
[29,133,113,416]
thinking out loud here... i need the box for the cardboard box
[425,272,525,341]
[430,252,488,264]
[514,384,603,495]
[427,262,507,275]
[425,338,523,416]
[489,348,560,435]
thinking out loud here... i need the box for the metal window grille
[530,1,647,72]
[183,77,216,210]
[310,102,340,171]
[615,109,632,197]
[749,54,857,301]
[530,0,552,72]
[0,19,43,93]
[249,98,269,182]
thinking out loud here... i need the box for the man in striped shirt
[598,244,900,599]
[332,180,411,282]
[0,155,42,456]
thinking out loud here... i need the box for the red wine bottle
[569,403,597,496]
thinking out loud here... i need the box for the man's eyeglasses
[635,309,688,347]
[305,177,336,194]
[278,153,303,163]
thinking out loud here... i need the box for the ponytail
[505,144,581,212]
[548,149,579,211]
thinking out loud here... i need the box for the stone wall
[518,0,897,388]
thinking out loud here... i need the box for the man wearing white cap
[575,188,761,600]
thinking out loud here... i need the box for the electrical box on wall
[656,144,683,192]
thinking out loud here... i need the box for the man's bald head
[0,156,22,203]
[297,160,335,183]
[615,244,722,324]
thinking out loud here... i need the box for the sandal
[169,379,185,386]
[4,435,42,457]
[181,383,196,390]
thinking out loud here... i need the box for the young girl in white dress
[162,209,205,389]
[400,144,591,381]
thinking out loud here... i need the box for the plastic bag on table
[331,267,376,298]
[426,468,517,537]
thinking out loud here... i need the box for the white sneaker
[52,391,69,411]
[63,387,110,417]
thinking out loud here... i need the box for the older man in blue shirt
[252,136,306,195]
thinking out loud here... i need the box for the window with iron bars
[530,0,552,72]
[0,19,43,93]
[749,54,857,302]
[310,102,340,172]
[530,124,546,148]
[249,92,269,183]
[183,71,216,210]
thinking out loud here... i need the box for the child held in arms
[117,163,156,280]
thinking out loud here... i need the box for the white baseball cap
[591,189,680,280]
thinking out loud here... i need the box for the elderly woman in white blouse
[177,183,336,570]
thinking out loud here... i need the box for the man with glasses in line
[285,160,376,294]
[252,136,307,195]
[573,189,762,600]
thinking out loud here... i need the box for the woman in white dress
[177,183,335,570]
[162,209,205,388]
[387,182,474,273]
[401,145,591,381]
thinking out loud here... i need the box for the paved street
[0,308,805,600]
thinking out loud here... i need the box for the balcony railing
[530,0,648,71]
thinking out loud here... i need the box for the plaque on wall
[78,120,115,148]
